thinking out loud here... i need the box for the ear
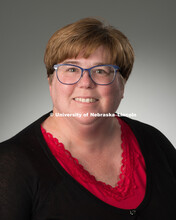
[47,77,52,95]
[121,87,124,99]
[120,75,126,99]
[48,75,53,84]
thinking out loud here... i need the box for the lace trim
[41,117,140,201]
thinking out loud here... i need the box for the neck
[43,111,121,154]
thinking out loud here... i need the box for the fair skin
[42,46,125,187]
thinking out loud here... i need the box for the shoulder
[120,116,176,157]
[121,116,176,175]
[0,112,51,174]
[0,112,50,149]
[120,116,173,146]
[0,111,63,194]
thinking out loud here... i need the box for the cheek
[50,79,74,97]
[50,79,74,104]
[101,81,123,100]
[99,80,124,111]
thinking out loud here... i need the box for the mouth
[73,97,98,103]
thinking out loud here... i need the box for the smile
[73,98,98,103]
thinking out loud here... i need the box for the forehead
[62,46,112,65]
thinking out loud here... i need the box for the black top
[0,112,176,220]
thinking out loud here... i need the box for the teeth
[74,98,97,103]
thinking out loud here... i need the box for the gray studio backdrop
[0,0,176,147]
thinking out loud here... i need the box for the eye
[95,69,107,74]
[67,68,78,72]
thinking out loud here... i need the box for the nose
[77,70,95,88]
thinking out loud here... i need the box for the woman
[0,17,176,220]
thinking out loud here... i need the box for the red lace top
[41,117,146,209]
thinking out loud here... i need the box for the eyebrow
[62,60,80,65]
[62,60,110,66]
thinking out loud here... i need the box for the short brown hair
[44,17,134,81]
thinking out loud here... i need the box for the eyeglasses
[53,64,120,85]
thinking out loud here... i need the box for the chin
[72,114,101,125]
[74,112,115,126]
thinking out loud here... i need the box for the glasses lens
[57,65,82,84]
[90,65,115,85]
